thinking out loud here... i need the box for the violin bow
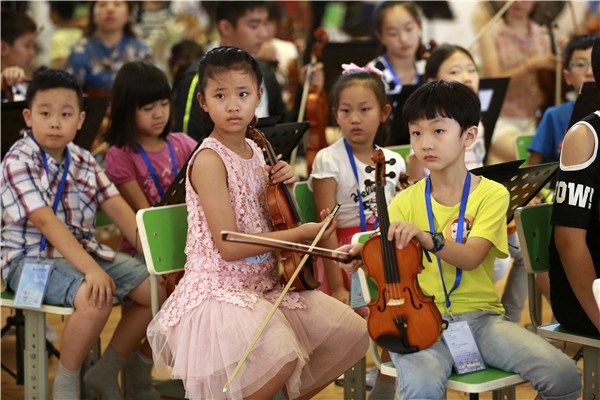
[222,204,341,392]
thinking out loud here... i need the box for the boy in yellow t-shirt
[341,80,581,399]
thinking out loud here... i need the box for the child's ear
[197,92,208,112]
[0,40,10,57]
[22,108,32,127]
[381,103,392,122]
[218,20,234,38]
[256,86,263,107]
[463,125,478,147]
[77,111,86,130]
[563,67,573,87]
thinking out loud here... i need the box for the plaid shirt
[1,133,118,280]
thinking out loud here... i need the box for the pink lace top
[492,19,551,120]
[158,138,303,327]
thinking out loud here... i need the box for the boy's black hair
[49,1,77,21]
[25,69,84,110]
[169,39,204,80]
[1,10,37,45]
[564,33,600,69]
[215,1,268,29]
[424,44,476,82]
[106,62,172,149]
[593,38,600,89]
[403,80,480,133]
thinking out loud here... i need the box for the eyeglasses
[569,61,592,71]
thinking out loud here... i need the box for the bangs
[135,81,172,107]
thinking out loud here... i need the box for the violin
[361,149,444,353]
[298,28,329,175]
[247,120,320,291]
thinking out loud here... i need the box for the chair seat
[381,361,526,393]
[1,290,73,315]
[537,323,600,348]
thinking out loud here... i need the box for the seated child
[1,69,165,400]
[341,80,582,399]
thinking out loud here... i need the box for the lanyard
[425,172,470,316]
[32,136,71,255]
[137,139,177,198]
[343,139,378,232]
[383,53,422,87]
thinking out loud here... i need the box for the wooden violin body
[247,121,320,291]
[363,149,443,353]
[362,234,442,353]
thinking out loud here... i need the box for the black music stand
[568,82,600,127]
[1,97,109,160]
[387,84,422,146]
[322,41,379,94]
[472,161,558,222]
[158,121,310,206]
[478,78,510,154]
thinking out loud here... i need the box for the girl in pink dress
[146,46,369,400]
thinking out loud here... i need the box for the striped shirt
[1,133,118,280]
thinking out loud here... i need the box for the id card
[13,260,52,309]
[441,320,486,374]
[350,268,378,309]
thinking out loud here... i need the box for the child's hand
[1,66,26,88]
[337,243,363,275]
[84,268,116,308]
[388,221,430,250]
[264,160,295,185]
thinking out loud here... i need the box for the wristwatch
[426,231,445,253]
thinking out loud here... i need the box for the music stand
[322,41,379,94]
[472,161,558,222]
[386,84,422,146]
[568,82,600,127]
[1,97,109,160]
[158,122,310,206]
[478,78,510,154]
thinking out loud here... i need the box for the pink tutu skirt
[147,289,368,400]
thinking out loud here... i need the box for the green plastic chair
[515,135,534,162]
[136,204,188,316]
[515,204,600,399]
[294,181,318,223]
[352,232,527,399]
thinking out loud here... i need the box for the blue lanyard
[343,139,378,232]
[383,53,423,87]
[32,136,71,255]
[425,172,471,315]
[137,139,177,198]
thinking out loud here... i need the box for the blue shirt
[66,34,151,93]
[528,101,574,162]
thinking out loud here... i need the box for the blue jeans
[501,232,528,323]
[389,311,581,400]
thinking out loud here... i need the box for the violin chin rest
[375,334,418,354]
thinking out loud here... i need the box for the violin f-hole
[403,287,423,310]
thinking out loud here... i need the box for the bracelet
[426,231,445,253]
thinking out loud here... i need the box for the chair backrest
[385,144,411,165]
[136,204,188,275]
[515,134,534,161]
[515,203,553,275]
[294,181,318,223]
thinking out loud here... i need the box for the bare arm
[313,177,348,303]
[100,195,143,254]
[192,149,334,261]
[526,151,544,166]
[28,207,115,307]
[115,180,151,213]
[553,124,599,331]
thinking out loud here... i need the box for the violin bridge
[387,298,405,306]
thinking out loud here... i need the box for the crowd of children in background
[1,1,599,399]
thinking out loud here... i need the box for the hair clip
[341,63,384,78]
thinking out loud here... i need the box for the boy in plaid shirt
[1,69,164,400]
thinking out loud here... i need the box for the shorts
[6,253,148,307]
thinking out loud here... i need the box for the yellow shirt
[388,177,509,315]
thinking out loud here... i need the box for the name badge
[442,320,486,374]
[13,259,53,309]
[245,253,269,264]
